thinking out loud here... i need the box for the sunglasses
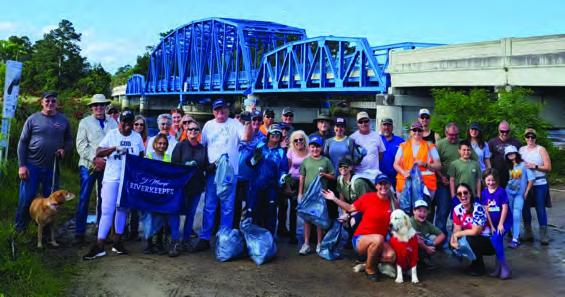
[499,130,510,134]
[91,103,106,107]
[357,119,369,124]
[412,128,423,133]
[252,118,262,122]
[283,114,294,118]
[420,115,430,119]
[264,115,273,119]
[456,190,470,197]
[182,121,189,124]
[293,138,305,143]
[159,123,170,126]
[44,99,57,103]
[525,135,536,139]
[134,123,144,127]
[187,127,200,132]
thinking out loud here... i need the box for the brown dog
[29,190,75,248]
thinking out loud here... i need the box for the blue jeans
[508,193,524,241]
[15,163,59,232]
[199,174,236,240]
[75,166,103,236]
[246,183,278,235]
[523,184,548,227]
[434,184,452,236]
[182,192,202,241]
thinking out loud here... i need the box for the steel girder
[253,36,387,94]
[144,18,306,96]
[126,74,145,96]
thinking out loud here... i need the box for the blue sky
[1,0,564,74]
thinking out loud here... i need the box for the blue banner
[118,154,195,213]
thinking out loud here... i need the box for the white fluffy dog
[389,209,419,283]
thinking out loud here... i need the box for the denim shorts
[352,235,362,251]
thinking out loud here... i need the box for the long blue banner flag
[118,154,195,213]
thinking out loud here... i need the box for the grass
[0,158,81,297]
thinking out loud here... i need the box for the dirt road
[68,190,565,297]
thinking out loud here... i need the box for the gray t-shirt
[18,112,73,169]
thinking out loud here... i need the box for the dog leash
[51,153,59,195]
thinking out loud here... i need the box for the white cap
[414,200,428,209]
[418,108,431,116]
[504,145,518,157]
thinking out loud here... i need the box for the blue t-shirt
[380,134,404,181]
[506,162,534,196]
[480,187,512,231]
[324,137,351,174]
[471,141,491,173]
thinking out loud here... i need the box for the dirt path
[68,191,565,297]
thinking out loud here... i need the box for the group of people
[15,92,553,282]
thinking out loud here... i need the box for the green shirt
[436,138,477,177]
[448,158,481,195]
[336,175,374,203]
[410,217,443,236]
[300,156,334,191]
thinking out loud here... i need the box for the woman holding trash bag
[393,121,442,199]
[450,183,505,277]
[171,120,208,253]
[285,130,309,243]
[322,174,398,282]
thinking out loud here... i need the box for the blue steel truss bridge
[126,17,441,104]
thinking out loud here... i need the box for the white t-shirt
[202,118,245,175]
[349,130,386,181]
[146,134,178,156]
[98,129,145,182]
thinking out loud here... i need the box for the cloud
[0,21,19,37]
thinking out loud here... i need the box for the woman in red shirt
[323,174,398,282]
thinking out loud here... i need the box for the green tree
[77,63,112,96]
[22,19,86,95]
[111,64,133,87]
[0,36,32,62]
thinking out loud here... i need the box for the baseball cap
[411,121,424,130]
[250,110,262,119]
[338,157,353,167]
[374,174,391,185]
[335,117,346,126]
[119,110,135,123]
[42,91,58,99]
[309,135,323,146]
[263,109,275,117]
[504,145,518,157]
[268,124,283,136]
[414,200,429,209]
[381,118,393,125]
[282,107,294,116]
[212,99,227,110]
[356,111,369,122]
[469,122,481,130]
[524,128,537,137]
[419,108,431,116]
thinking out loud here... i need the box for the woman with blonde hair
[285,130,309,243]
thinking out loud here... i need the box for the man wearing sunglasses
[74,94,117,244]
[259,109,275,136]
[418,109,440,145]
[309,112,335,147]
[15,91,74,233]
[487,121,522,188]
[349,111,386,181]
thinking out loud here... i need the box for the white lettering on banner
[128,176,175,196]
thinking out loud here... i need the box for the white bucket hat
[88,94,111,106]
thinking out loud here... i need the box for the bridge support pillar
[121,95,130,109]
[376,94,403,136]
[139,96,148,114]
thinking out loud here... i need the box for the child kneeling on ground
[410,200,446,270]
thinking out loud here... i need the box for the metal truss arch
[126,74,145,96]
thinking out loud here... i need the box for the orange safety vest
[396,140,437,193]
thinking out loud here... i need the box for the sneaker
[508,240,520,249]
[181,240,192,252]
[155,243,167,255]
[299,243,311,255]
[83,244,106,260]
[169,241,181,257]
[316,243,321,254]
[366,272,380,282]
[111,241,129,255]
[189,239,210,253]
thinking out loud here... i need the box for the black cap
[119,110,135,123]
[42,91,57,99]
[381,118,393,125]
[263,109,275,117]
[338,157,353,167]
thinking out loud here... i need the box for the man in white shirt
[349,111,386,181]
[191,99,251,252]
[74,94,117,244]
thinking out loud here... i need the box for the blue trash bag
[215,154,235,200]
[318,220,348,261]
[240,218,277,265]
[399,165,425,214]
[215,227,246,262]
[296,176,331,229]
[452,236,477,261]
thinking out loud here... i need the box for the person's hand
[414,160,426,167]
[319,172,329,179]
[115,146,128,155]
[321,189,336,201]
[55,149,65,159]
[252,147,263,163]
[297,193,303,203]
[93,157,106,172]
[497,224,505,235]
[18,166,29,180]
[524,162,536,170]
[450,234,459,249]
[338,213,349,223]
[425,245,436,255]
[401,170,410,178]
[185,160,197,167]
[440,175,449,185]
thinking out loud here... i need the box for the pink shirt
[287,149,308,178]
